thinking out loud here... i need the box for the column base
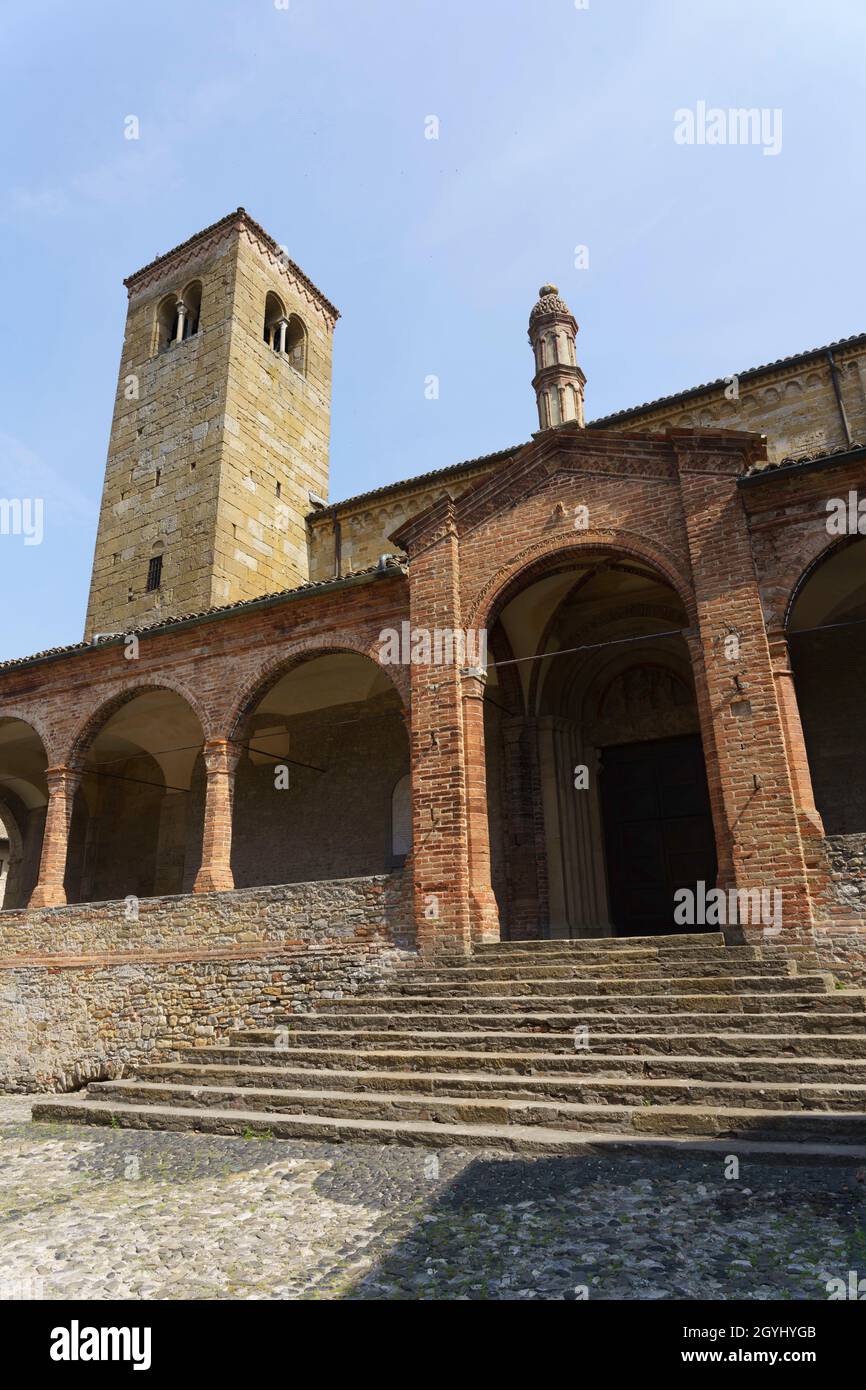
[470,886,501,945]
[28,883,67,908]
[193,866,235,893]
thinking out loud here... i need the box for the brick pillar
[28,765,80,908]
[675,435,815,935]
[461,667,501,945]
[194,739,240,893]
[767,627,825,837]
[392,499,474,957]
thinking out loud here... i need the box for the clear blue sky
[0,0,863,660]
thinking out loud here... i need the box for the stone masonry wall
[0,875,412,1092]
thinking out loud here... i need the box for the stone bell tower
[84,208,339,639]
[528,284,586,431]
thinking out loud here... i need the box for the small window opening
[146,555,163,592]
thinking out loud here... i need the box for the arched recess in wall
[229,650,409,889]
[481,547,716,941]
[155,293,180,353]
[786,535,866,834]
[0,717,48,908]
[263,291,286,350]
[64,688,206,903]
[181,280,202,338]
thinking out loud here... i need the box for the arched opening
[787,536,866,835]
[262,291,286,350]
[65,689,205,903]
[0,718,49,908]
[230,652,409,887]
[285,313,307,374]
[181,280,202,339]
[156,293,180,352]
[483,552,717,939]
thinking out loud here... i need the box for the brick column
[461,667,501,945]
[28,765,80,908]
[392,500,474,957]
[767,627,825,837]
[194,739,240,893]
[675,435,815,935]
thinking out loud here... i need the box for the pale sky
[0,0,863,659]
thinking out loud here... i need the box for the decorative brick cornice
[123,208,340,324]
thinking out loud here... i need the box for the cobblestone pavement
[1,1096,865,1300]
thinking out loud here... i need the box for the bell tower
[84,208,339,639]
[528,284,586,432]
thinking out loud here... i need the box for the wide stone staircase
[31,933,866,1157]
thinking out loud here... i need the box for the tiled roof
[123,207,340,321]
[586,334,866,429]
[306,445,525,520]
[741,440,866,483]
[0,561,406,674]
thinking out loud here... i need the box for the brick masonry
[2,217,866,1092]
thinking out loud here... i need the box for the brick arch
[783,533,864,631]
[466,529,697,635]
[0,708,55,765]
[226,630,410,741]
[65,678,212,767]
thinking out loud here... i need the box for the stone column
[767,627,825,836]
[460,666,500,945]
[276,317,289,354]
[174,301,187,344]
[193,739,241,893]
[28,765,80,908]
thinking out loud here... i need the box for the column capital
[459,666,488,698]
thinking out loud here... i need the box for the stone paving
[1,1095,865,1300]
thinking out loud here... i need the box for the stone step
[397,958,796,984]
[382,973,830,998]
[31,1094,866,1151]
[431,945,775,969]
[243,1008,866,1036]
[135,1051,866,1089]
[474,932,727,953]
[162,1044,866,1099]
[315,990,860,1015]
[229,1027,866,1058]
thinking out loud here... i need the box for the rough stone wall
[216,228,334,604]
[0,941,409,1093]
[0,873,409,957]
[84,234,237,637]
[588,344,866,465]
[0,875,412,1090]
[307,464,497,583]
[84,213,337,639]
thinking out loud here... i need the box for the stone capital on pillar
[28,764,81,908]
[194,738,241,893]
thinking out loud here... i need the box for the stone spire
[528,284,586,431]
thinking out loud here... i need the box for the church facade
[1,207,865,977]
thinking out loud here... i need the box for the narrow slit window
[146,555,163,592]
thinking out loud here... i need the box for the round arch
[64,684,208,904]
[227,632,410,741]
[227,642,410,891]
[467,529,698,635]
[66,678,214,768]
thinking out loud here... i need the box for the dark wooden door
[599,734,717,936]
